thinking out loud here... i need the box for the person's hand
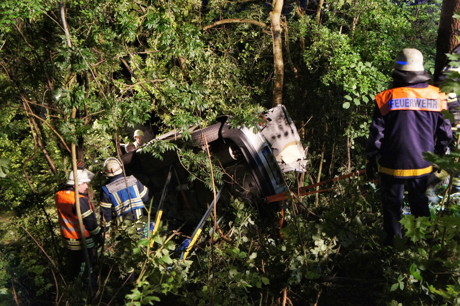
[366,158,377,180]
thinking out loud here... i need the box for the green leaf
[161,254,173,265]
[409,263,423,282]
[400,215,431,242]
[143,296,161,304]
[0,159,10,178]
[261,277,270,285]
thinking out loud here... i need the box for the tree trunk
[316,0,325,25]
[271,0,284,105]
[434,0,460,82]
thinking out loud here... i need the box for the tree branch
[60,1,72,47]
[22,96,59,174]
[203,18,269,31]
[26,109,71,153]
[120,56,157,100]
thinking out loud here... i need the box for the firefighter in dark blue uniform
[100,157,149,229]
[366,48,453,245]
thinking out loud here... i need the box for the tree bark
[316,0,325,25]
[434,0,460,82]
[271,0,284,105]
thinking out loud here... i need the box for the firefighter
[55,168,102,282]
[100,157,149,230]
[366,48,453,245]
[133,129,145,149]
[125,142,136,153]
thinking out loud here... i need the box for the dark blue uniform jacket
[367,83,452,178]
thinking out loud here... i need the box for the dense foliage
[1,0,459,305]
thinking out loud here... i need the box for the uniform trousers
[379,174,431,242]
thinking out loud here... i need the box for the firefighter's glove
[366,158,377,180]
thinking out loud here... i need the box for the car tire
[191,123,222,146]
[224,162,263,203]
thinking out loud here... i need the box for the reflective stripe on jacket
[101,175,148,224]
[55,189,100,250]
[368,85,452,178]
[375,86,448,116]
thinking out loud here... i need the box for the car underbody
[122,105,306,234]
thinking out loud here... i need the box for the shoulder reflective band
[375,86,447,116]
[105,175,137,194]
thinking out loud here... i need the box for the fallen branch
[266,170,366,203]
[203,18,269,31]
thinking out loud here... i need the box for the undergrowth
[1,172,458,305]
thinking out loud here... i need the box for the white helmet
[394,48,424,72]
[133,129,144,137]
[66,169,95,185]
[104,157,123,177]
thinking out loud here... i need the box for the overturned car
[122,105,306,233]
